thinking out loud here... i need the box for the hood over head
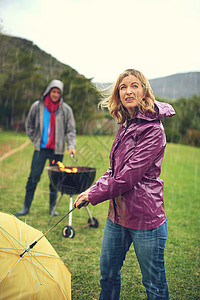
[43,79,64,98]
[136,99,175,121]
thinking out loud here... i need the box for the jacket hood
[135,100,175,121]
[43,79,64,97]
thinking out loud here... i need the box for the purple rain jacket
[88,100,175,230]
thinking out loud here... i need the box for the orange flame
[57,161,78,173]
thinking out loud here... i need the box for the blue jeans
[99,218,169,300]
[24,149,63,210]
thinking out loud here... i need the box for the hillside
[0,34,100,132]
[0,34,76,84]
[149,72,200,99]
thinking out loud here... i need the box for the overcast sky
[0,0,199,82]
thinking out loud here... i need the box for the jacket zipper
[111,123,130,223]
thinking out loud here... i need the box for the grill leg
[48,193,63,225]
[68,195,73,226]
[85,206,95,226]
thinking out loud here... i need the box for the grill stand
[48,193,99,238]
[69,195,73,227]
[48,193,64,225]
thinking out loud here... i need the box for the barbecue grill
[46,165,98,238]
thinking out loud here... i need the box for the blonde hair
[99,69,156,124]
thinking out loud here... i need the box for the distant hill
[0,34,78,84]
[95,72,200,100]
[149,72,200,99]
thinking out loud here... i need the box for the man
[16,79,76,216]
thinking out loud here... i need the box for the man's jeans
[99,218,169,300]
[24,149,63,210]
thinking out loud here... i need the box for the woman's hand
[74,189,90,209]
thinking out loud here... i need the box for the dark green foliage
[158,95,200,147]
[0,43,45,128]
[61,69,101,134]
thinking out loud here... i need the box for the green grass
[0,132,199,299]
[0,131,27,157]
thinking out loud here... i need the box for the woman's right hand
[74,189,90,209]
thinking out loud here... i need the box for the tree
[158,95,200,146]
[61,69,101,134]
[0,48,44,128]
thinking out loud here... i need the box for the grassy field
[0,131,28,157]
[0,131,199,299]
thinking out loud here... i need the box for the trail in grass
[0,140,30,162]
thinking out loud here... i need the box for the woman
[16,79,76,217]
[74,69,175,299]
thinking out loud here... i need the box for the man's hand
[69,148,76,156]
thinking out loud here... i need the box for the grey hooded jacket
[26,79,76,154]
